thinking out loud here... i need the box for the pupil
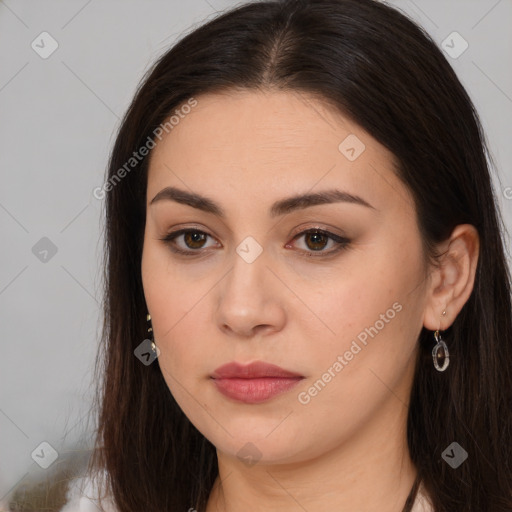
[185,231,206,248]
[306,233,327,251]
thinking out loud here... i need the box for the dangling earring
[432,310,449,372]
[146,313,157,354]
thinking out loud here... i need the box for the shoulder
[61,472,118,512]
[411,482,434,512]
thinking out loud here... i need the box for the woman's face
[141,89,431,464]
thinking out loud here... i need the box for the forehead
[146,89,408,213]
[150,89,368,163]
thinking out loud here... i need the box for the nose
[215,247,287,339]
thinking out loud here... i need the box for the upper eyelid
[165,221,347,238]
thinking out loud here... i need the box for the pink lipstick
[211,361,304,404]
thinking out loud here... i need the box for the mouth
[210,361,305,404]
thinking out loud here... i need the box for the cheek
[141,242,215,389]
[301,236,425,376]
[289,257,423,446]
[142,235,203,332]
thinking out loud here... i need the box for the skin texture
[141,89,479,512]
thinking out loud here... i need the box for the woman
[80,0,512,510]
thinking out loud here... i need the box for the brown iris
[303,231,329,251]
[184,231,207,249]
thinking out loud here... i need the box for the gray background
[1,0,511,506]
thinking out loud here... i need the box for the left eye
[160,228,349,256]
[289,229,349,254]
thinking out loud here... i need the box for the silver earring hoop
[432,329,449,372]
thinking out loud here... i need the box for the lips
[210,361,304,404]
[211,361,303,379]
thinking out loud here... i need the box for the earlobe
[423,224,480,331]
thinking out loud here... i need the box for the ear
[423,224,480,331]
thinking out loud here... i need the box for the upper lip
[211,361,304,379]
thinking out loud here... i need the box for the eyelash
[158,227,350,258]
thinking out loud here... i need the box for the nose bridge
[226,236,269,301]
[215,235,285,336]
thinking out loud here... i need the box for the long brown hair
[88,0,512,510]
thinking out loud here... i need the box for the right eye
[159,229,221,255]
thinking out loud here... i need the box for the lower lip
[212,377,303,404]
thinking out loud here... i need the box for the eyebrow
[149,186,376,217]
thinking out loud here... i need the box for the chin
[203,423,316,466]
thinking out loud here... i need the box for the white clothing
[61,474,434,511]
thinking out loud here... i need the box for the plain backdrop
[1,0,511,505]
